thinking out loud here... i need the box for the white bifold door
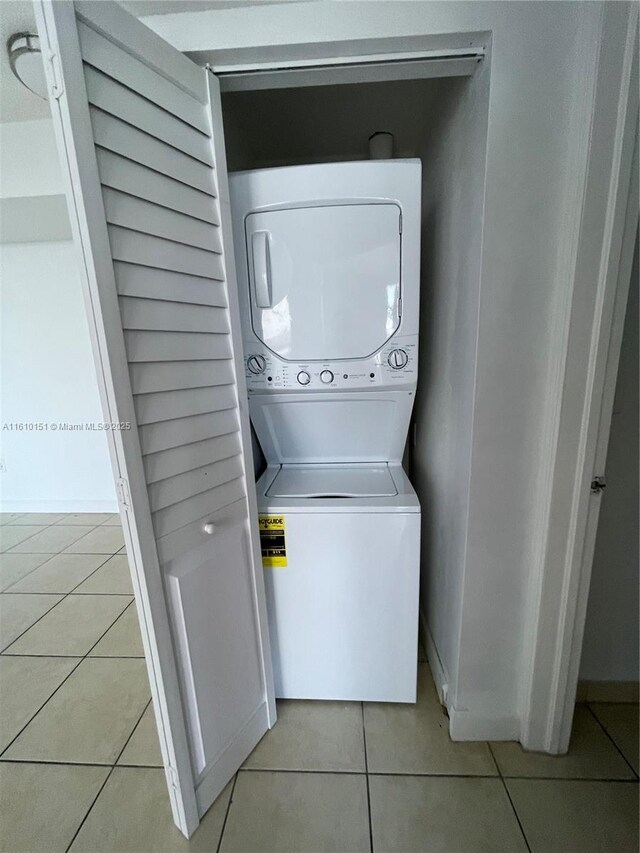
[34,0,276,838]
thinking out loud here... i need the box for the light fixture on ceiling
[8,32,48,101]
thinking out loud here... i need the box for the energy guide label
[259,516,287,567]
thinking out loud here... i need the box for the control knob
[297,371,311,386]
[320,370,334,384]
[247,354,266,374]
[388,348,409,369]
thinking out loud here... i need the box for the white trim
[423,612,520,742]
[214,46,484,74]
[186,31,488,73]
[521,4,639,754]
[218,55,481,92]
[449,708,520,743]
[421,610,448,706]
[519,5,603,752]
[557,134,639,749]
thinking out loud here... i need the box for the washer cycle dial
[247,355,266,374]
[320,370,334,384]
[388,349,409,369]
[297,371,311,386]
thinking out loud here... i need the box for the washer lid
[266,464,398,498]
[245,203,401,362]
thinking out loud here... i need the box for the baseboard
[0,500,118,513]
[420,610,449,706]
[577,679,639,703]
[448,706,520,742]
[421,610,520,741]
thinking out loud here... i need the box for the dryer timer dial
[247,355,266,374]
[388,349,409,369]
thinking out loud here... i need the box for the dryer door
[245,203,401,361]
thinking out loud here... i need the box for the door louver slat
[144,432,241,484]
[139,410,239,455]
[113,263,227,305]
[96,150,219,225]
[90,108,216,195]
[78,22,209,133]
[84,66,213,164]
[120,297,229,334]
[130,360,234,394]
[103,189,221,253]
[124,330,232,363]
[134,385,237,425]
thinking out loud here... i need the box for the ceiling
[0,1,49,122]
[0,0,304,123]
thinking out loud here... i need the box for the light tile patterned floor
[0,512,637,852]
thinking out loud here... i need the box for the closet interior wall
[221,69,490,702]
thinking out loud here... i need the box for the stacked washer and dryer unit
[230,160,422,703]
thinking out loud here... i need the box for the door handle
[252,231,272,308]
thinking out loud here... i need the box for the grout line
[76,600,136,659]
[488,743,532,853]
[361,702,374,853]
[113,698,153,768]
[338,769,640,781]
[13,550,125,556]
[0,515,74,552]
[2,549,114,596]
[0,557,127,655]
[487,740,501,776]
[1,554,60,593]
[2,518,113,557]
[0,656,86,759]
[0,596,70,655]
[63,699,151,853]
[66,765,115,851]
[240,767,367,776]
[2,591,132,597]
[216,772,239,853]
[0,576,136,758]
[501,779,532,853]
[1,653,142,659]
[0,758,160,770]
[586,704,639,780]
[0,757,637,783]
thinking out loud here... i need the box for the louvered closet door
[35,0,276,839]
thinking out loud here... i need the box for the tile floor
[1,512,638,852]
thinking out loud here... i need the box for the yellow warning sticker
[259,515,287,568]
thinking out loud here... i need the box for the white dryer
[230,160,421,703]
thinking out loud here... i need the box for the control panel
[243,335,418,392]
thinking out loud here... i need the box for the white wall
[0,119,64,198]
[580,234,639,683]
[153,1,609,739]
[0,118,116,512]
[0,241,117,512]
[415,62,490,706]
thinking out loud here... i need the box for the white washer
[230,160,422,702]
[257,463,420,702]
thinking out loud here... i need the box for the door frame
[521,4,639,753]
[195,10,639,751]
